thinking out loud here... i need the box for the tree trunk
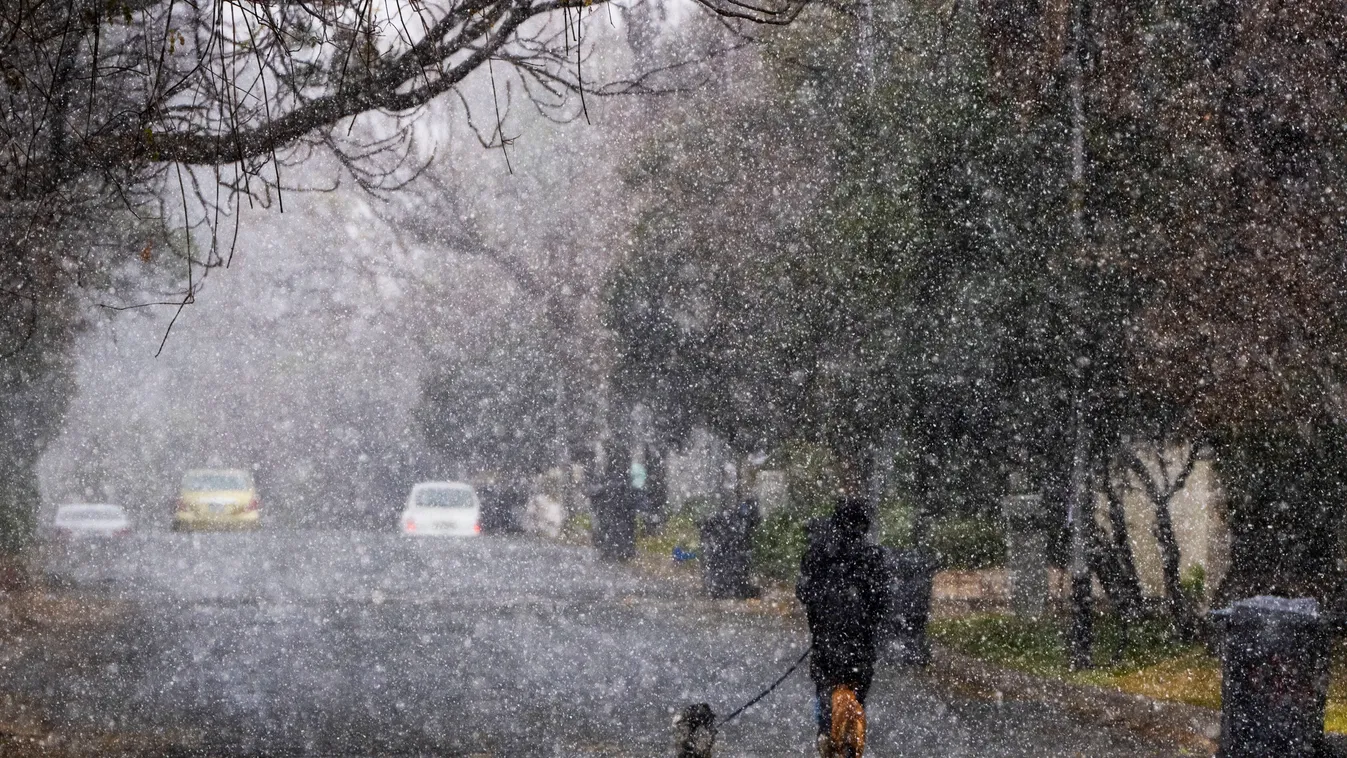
[645,444,668,529]
[836,437,874,502]
[1127,442,1199,640]
[910,456,934,552]
[1151,486,1196,640]
[0,451,39,564]
[1085,520,1134,661]
[0,347,75,563]
[1102,465,1143,623]
[735,451,755,504]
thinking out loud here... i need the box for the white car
[400,482,481,536]
[49,504,132,539]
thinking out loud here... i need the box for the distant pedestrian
[796,498,888,758]
[475,478,504,533]
[590,458,636,561]
[699,498,761,599]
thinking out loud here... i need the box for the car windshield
[56,505,124,522]
[414,487,474,508]
[182,471,251,491]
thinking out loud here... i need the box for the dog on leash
[673,703,717,758]
[825,685,866,758]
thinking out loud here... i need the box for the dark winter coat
[795,505,889,690]
[590,468,636,561]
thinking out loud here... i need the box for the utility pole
[553,372,570,518]
[858,0,877,96]
[1066,399,1094,670]
[1068,0,1087,243]
[1065,0,1094,671]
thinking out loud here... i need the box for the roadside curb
[918,645,1220,755]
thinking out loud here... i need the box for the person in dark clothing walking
[590,458,636,561]
[699,498,762,599]
[796,498,889,757]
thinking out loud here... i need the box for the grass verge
[931,612,1347,732]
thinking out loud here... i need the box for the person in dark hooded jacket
[590,458,636,561]
[796,497,888,753]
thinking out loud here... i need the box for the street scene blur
[5,0,1347,755]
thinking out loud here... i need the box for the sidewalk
[926,569,1218,755]
[920,644,1220,755]
[902,569,1231,755]
[0,588,167,758]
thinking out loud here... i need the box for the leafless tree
[0,0,763,555]
[1125,436,1202,641]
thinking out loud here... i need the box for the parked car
[41,504,132,585]
[173,468,260,531]
[399,481,481,536]
[48,504,132,539]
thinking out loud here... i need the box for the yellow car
[173,468,261,531]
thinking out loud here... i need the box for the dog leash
[719,645,812,726]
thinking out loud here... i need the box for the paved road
[3,531,1184,756]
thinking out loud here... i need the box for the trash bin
[881,548,937,666]
[699,501,760,600]
[1213,595,1330,758]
